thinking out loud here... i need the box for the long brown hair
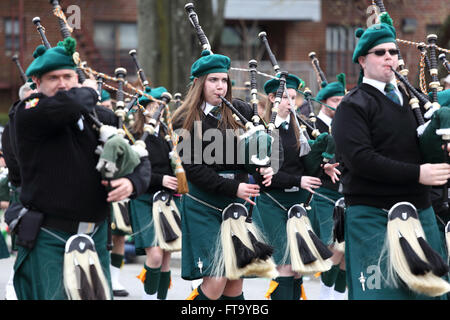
[172,74,244,136]
[264,92,300,151]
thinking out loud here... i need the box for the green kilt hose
[309,187,342,244]
[345,205,447,300]
[257,188,309,265]
[13,222,111,300]
[181,182,264,280]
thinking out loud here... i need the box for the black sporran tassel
[232,234,256,268]
[89,263,107,300]
[118,202,131,226]
[160,211,179,243]
[416,235,449,277]
[332,205,345,243]
[296,232,317,265]
[308,229,333,260]
[247,231,273,260]
[398,234,432,276]
[77,265,95,300]
[171,208,182,229]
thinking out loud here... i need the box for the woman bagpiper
[173,50,274,300]
[307,75,348,300]
[129,86,180,300]
[258,73,340,300]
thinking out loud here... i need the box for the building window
[94,22,138,75]
[326,25,361,85]
[5,18,20,52]
[221,23,262,61]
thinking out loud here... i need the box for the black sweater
[136,126,174,194]
[266,122,305,190]
[332,83,430,209]
[14,87,151,222]
[179,99,255,198]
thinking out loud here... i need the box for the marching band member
[332,16,450,300]
[130,86,180,300]
[308,74,348,300]
[12,39,151,300]
[173,50,273,300]
[259,73,340,300]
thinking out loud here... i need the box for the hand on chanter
[162,175,178,191]
[237,183,261,206]
[257,166,274,187]
[102,178,134,202]
[419,163,450,186]
[322,162,341,184]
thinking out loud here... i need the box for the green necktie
[280,121,289,130]
[209,105,222,120]
[385,83,401,105]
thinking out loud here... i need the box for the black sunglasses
[367,49,399,56]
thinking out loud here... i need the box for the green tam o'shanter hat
[26,37,77,77]
[138,86,168,106]
[352,12,397,63]
[315,73,346,101]
[190,50,231,80]
[263,73,305,95]
[100,89,111,102]
[429,89,450,107]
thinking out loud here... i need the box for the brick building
[0,0,448,115]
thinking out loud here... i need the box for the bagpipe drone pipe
[184,2,277,280]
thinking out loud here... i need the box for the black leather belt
[42,215,100,234]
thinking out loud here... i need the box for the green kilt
[309,187,342,244]
[129,193,154,254]
[256,188,309,265]
[0,228,9,259]
[13,221,111,300]
[345,205,448,300]
[129,193,183,255]
[181,182,264,280]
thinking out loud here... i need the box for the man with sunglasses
[332,15,450,300]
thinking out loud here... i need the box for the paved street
[0,251,346,300]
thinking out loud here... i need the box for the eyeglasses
[367,49,399,57]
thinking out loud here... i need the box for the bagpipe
[185,3,277,280]
[369,0,450,297]
[129,49,189,195]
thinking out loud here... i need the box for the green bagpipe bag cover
[419,106,450,164]
[303,132,335,176]
[96,134,141,179]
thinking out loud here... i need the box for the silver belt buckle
[284,186,299,192]
[77,222,96,234]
